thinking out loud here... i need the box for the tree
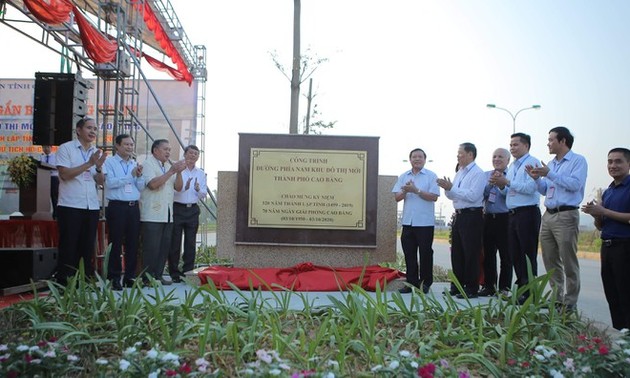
[270,48,333,134]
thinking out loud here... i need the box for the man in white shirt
[140,139,185,285]
[438,142,486,298]
[55,118,107,285]
[169,145,207,282]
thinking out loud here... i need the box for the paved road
[426,239,610,327]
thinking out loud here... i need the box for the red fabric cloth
[135,2,193,84]
[198,262,405,291]
[72,7,118,64]
[23,0,72,25]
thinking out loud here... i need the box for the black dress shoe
[111,280,123,291]
[448,285,459,296]
[172,276,183,284]
[478,287,496,297]
[516,295,529,305]
[456,292,478,299]
[399,286,413,294]
[422,285,430,294]
[123,279,136,288]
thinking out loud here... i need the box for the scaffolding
[0,0,216,257]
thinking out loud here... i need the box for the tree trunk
[289,0,301,134]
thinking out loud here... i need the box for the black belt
[484,212,509,219]
[109,200,138,206]
[546,206,578,214]
[602,238,630,247]
[509,205,538,215]
[455,207,483,214]
[174,202,197,208]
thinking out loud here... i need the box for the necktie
[45,155,49,163]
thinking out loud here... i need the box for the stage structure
[0,0,215,245]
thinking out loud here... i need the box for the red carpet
[0,292,46,309]
[198,262,405,291]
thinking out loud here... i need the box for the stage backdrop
[0,78,197,217]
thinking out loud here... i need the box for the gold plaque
[249,148,367,229]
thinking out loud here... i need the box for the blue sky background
[4,1,630,221]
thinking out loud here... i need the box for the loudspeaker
[0,248,57,289]
[32,72,89,146]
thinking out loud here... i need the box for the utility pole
[289,0,301,134]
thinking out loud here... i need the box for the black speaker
[0,248,58,289]
[32,72,89,146]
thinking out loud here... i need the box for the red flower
[24,354,33,362]
[179,362,192,374]
[7,371,19,378]
[578,334,588,341]
[418,363,436,378]
[578,346,587,353]
[521,361,530,368]
[37,340,48,348]
[599,345,609,355]
[593,337,603,344]
[165,369,178,376]
[507,359,516,366]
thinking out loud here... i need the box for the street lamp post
[486,104,541,134]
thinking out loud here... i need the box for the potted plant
[7,154,38,188]
[7,154,39,218]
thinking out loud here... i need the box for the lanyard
[120,159,131,176]
[78,146,92,163]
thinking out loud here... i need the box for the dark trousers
[169,203,200,279]
[483,213,511,291]
[451,210,483,294]
[106,201,140,282]
[401,225,434,288]
[601,240,630,330]
[508,206,541,290]
[141,222,173,280]
[50,176,59,219]
[56,206,99,284]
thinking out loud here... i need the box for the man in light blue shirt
[490,133,541,304]
[438,142,486,298]
[480,148,511,297]
[393,148,440,294]
[104,134,146,290]
[527,126,587,311]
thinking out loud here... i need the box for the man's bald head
[492,148,510,171]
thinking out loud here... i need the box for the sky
[3,0,630,221]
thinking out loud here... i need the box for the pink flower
[578,334,588,341]
[165,369,178,376]
[418,362,436,378]
[593,337,603,344]
[521,361,530,368]
[507,359,516,366]
[578,346,587,353]
[599,345,609,355]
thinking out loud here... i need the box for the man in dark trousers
[479,148,512,297]
[103,134,145,290]
[169,145,207,283]
[582,147,630,329]
[392,148,440,294]
[438,142,485,298]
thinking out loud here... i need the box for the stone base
[216,171,398,268]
